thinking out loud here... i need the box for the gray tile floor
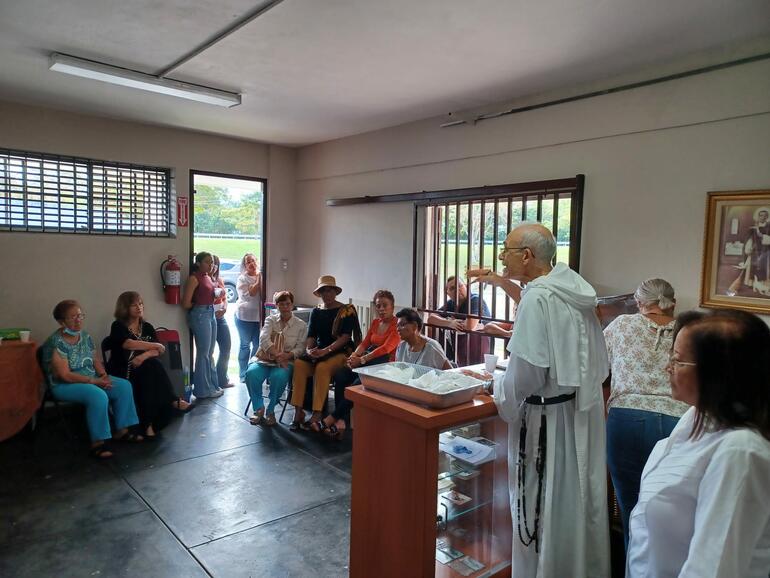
[0,384,353,578]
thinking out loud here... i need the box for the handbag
[257,330,285,363]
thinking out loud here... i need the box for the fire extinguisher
[160,255,182,305]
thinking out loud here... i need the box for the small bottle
[183,365,192,402]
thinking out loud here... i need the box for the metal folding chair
[34,346,79,442]
[243,377,294,424]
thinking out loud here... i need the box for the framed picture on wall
[701,189,770,314]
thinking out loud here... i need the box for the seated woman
[395,307,452,370]
[107,291,191,440]
[42,300,143,459]
[603,278,688,549]
[626,309,770,577]
[290,275,361,431]
[321,289,400,439]
[244,291,307,426]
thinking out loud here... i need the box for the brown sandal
[249,408,265,425]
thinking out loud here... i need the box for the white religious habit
[494,262,610,578]
[627,406,770,578]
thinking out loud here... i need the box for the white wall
[294,58,770,314]
[0,101,296,361]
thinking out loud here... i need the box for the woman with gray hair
[603,278,689,551]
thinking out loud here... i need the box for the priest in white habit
[493,222,610,578]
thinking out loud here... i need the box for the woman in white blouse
[244,291,307,426]
[603,278,689,548]
[627,309,770,578]
[234,252,262,381]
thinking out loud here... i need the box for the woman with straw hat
[289,275,361,431]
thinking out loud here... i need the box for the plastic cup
[19,330,31,342]
[484,354,499,373]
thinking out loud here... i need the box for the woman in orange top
[320,289,400,439]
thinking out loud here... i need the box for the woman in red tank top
[182,252,223,399]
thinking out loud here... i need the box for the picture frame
[701,189,770,314]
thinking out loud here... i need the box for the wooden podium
[347,385,511,578]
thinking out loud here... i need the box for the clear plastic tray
[354,362,484,408]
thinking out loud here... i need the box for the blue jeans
[606,407,680,550]
[188,305,219,397]
[215,315,231,388]
[51,377,139,442]
[234,316,260,380]
[244,362,293,415]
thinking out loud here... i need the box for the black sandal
[113,432,144,443]
[172,400,195,414]
[325,424,345,441]
[89,443,113,459]
[290,420,303,432]
[309,420,327,433]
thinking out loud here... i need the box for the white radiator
[349,298,412,336]
[349,298,373,335]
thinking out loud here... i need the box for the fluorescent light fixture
[49,53,241,108]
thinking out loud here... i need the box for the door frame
[188,169,268,374]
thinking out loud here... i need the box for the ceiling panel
[0,0,768,145]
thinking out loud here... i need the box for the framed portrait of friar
[701,189,770,314]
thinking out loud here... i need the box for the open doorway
[190,170,266,386]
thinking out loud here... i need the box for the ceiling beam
[156,0,287,78]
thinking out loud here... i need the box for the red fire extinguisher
[160,255,182,305]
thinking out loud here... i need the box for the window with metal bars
[413,176,584,361]
[0,148,174,236]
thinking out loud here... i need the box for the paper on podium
[440,436,496,466]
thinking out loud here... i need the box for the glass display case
[347,384,511,578]
[435,419,511,577]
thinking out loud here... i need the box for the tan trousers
[291,353,348,412]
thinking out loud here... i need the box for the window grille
[413,176,584,361]
[0,148,173,236]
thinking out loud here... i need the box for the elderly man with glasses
[493,222,610,578]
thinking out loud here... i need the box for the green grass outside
[194,238,262,262]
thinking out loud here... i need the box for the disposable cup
[19,330,31,342]
[484,354,498,373]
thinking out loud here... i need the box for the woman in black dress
[108,291,191,439]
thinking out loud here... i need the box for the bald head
[510,222,556,267]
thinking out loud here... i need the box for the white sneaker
[197,389,224,399]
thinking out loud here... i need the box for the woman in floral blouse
[603,278,689,550]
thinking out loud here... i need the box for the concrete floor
[0,384,353,578]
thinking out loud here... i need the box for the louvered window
[0,148,173,236]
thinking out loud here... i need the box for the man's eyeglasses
[499,245,528,256]
[66,314,86,321]
[668,354,696,369]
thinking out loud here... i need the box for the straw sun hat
[313,275,342,297]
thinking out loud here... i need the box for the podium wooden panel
[347,385,508,578]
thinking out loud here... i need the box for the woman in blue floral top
[42,299,143,458]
